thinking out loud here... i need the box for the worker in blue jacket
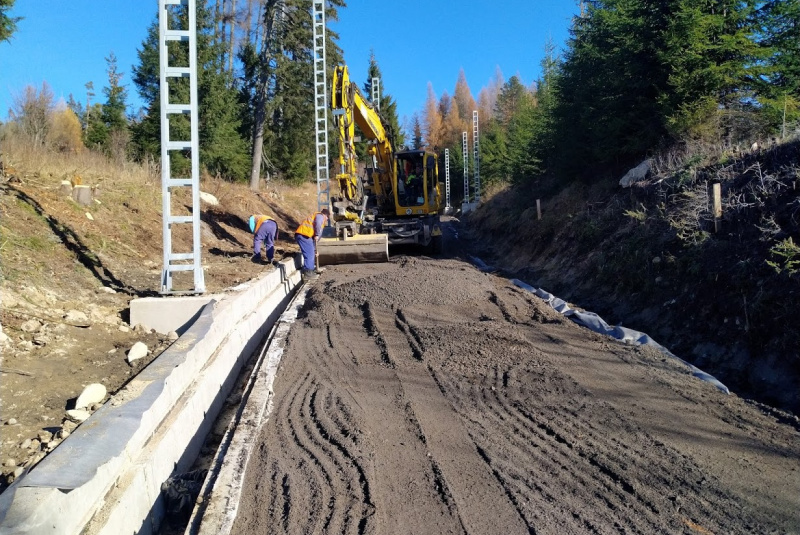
[249,214,278,264]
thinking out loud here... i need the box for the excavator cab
[394,150,442,215]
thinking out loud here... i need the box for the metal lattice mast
[159,0,205,294]
[444,148,451,210]
[371,77,380,111]
[312,1,330,214]
[473,110,480,203]
[462,131,469,203]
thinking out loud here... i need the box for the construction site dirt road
[228,244,800,535]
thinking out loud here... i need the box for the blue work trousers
[254,219,278,261]
[295,234,316,271]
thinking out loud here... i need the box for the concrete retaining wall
[0,257,303,535]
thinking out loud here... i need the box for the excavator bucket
[316,234,389,265]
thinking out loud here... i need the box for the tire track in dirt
[402,284,765,534]
[378,306,532,534]
[233,255,800,535]
[233,349,374,534]
[233,284,467,535]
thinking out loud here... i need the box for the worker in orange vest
[249,214,278,264]
[294,208,329,279]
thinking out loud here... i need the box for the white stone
[167,331,179,341]
[6,418,17,426]
[119,325,130,333]
[65,409,90,423]
[64,310,89,324]
[127,341,149,364]
[75,383,107,410]
[1,293,20,308]
[199,191,219,206]
[20,319,42,333]
[100,286,116,294]
[619,159,652,187]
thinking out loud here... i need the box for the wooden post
[712,183,722,232]
[536,199,541,221]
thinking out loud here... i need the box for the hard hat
[248,215,256,233]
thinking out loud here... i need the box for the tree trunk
[249,0,280,191]
[245,0,253,44]
[228,0,236,74]
[221,0,228,72]
[215,0,222,48]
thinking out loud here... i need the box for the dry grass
[2,135,159,188]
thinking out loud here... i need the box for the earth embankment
[230,247,800,535]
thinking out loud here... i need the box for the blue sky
[0,1,577,124]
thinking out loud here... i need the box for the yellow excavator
[316,65,444,265]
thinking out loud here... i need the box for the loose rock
[127,341,149,364]
[20,320,42,333]
[75,383,107,410]
[65,409,91,423]
[64,310,89,326]
[61,420,77,433]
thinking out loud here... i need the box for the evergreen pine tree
[244,0,344,186]
[0,0,20,43]
[362,51,404,151]
[130,4,249,179]
[755,0,800,134]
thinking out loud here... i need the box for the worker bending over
[249,214,278,264]
[294,208,329,279]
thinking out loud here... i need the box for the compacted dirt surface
[229,239,800,535]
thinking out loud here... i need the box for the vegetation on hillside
[421,0,798,198]
[468,136,799,412]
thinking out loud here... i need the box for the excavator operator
[406,165,423,204]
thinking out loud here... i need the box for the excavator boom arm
[331,65,394,207]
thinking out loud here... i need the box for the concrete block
[0,257,303,534]
[130,295,217,335]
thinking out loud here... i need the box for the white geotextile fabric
[508,278,729,394]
